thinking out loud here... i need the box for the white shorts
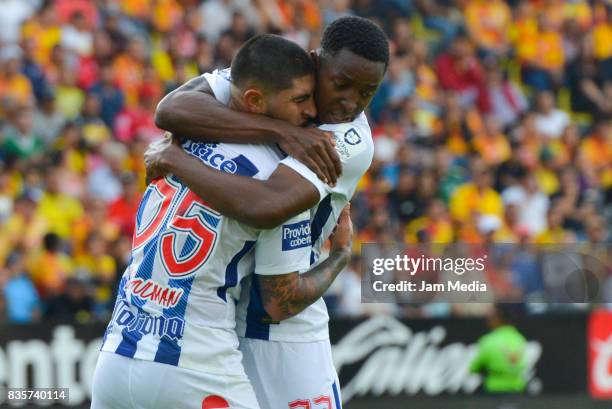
[91,351,260,409]
[239,338,342,409]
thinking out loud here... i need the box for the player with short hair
[91,34,353,409]
[149,16,390,409]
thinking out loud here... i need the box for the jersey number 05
[133,176,221,278]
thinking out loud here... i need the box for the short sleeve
[202,68,232,106]
[254,211,312,276]
[279,115,374,204]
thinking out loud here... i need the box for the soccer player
[91,35,353,409]
[149,16,389,409]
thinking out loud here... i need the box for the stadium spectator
[36,167,83,239]
[534,91,571,140]
[449,163,503,225]
[1,251,41,324]
[33,89,65,145]
[567,34,612,119]
[0,46,34,117]
[464,0,512,58]
[88,64,125,128]
[1,105,45,162]
[335,254,365,318]
[21,37,49,103]
[502,168,550,236]
[28,232,73,299]
[436,35,487,110]
[60,11,93,57]
[484,65,528,130]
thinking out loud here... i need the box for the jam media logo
[282,220,312,251]
[344,128,361,145]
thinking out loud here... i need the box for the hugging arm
[155,75,341,183]
[146,137,319,229]
[155,75,289,143]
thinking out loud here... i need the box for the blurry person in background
[592,4,612,84]
[74,231,116,318]
[534,90,570,140]
[88,63,125,128]
[335,254,364,318]
[0,45,34,117]
[534,204,570,244]
[578,119,612,183]
[450,161,504,227]
[0,194,46,255]
[76,92,111,146]
[484,66,527,131]
[464,0,512,58]
[388,169,419,224]
[27,232,73,300]
[61,11,93,58]
[46,275,94,323]
[405,199,454,244]
[1,251,41,324]
[509,232,545,300]
[32,89,66,146]
[435,35,487,110]
[1,104,45,162]
[35,166,83,240]
[86,142,126,203]
[472,115,511,167]
[470,303,528,396]
[20,37,49,103]
[114,87,164,143]
[520,14,565,91]
[567,36,612,119]
[107,172,141,237]
[502,167,550,237]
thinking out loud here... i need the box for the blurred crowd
[0,0,610,324]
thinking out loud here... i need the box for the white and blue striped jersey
[202,69,374,342]
[236,115,373,342]
[100,138,312,375]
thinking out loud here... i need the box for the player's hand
[144,132,181,184]
[276,124,341,186]
[330,204,353,252]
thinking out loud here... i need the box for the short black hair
[321,16,390,69]
[231,34,314,94]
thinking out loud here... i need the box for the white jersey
[202,69,374,342]
[101,138,312,375]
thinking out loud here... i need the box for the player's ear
[243,88,266,114]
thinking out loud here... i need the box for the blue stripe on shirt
[217,241,256,302]
[309,194,333,265]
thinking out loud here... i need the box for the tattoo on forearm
[258,249,350,320]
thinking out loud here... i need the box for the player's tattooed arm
[155,75,341,184]
[259,249,350,321]
[259,207,352,321]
